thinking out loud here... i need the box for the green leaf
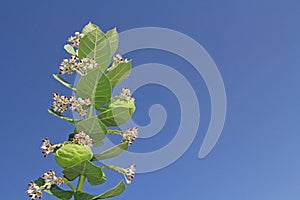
[82,22,102,35]
[74,192,95,200]
[78,28,111,71]
[63,160,106,186]
[92,142,129,161]
[76,68,111,109]
[45,185,74,200]
[68,133,75,141]
[75,116,107,147]
[72,181,126,200]
[99,99,135,126]
[92,181,126,199]
[34,178,45,187]
[106,28,118,57]
[64,44,76,55]
[95,73,112,110]
[107,61,131,88]
[48,109,75,124]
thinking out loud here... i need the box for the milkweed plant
[26,22,138,200]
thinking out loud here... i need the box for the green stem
[48,109,75,124]
[52,74,76,91]
[76,101,95,191]
[75,69,85,76]
[88,104,95,118]
[101,165,124,174]
[63,178,76,192]
[107,129,123,136]
[76,175,86,192]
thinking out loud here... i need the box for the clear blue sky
[1,0,300,199]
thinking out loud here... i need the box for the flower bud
[55,144,93,168]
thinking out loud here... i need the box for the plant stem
[76,175,86,192]
[63,178,76,192]
[107,129,123,136]
[52,74,76,91]
[75,69,85,76]
[76,102,95,191]
[48,109,75,124]
[88,104,95,118]
[101,165,124,174]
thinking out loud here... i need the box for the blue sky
[1,0,300,199]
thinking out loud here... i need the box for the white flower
[26,170,66,199]
[77,97,85,105]
[42,170,57,183]
[51,93,70,114]
[77,57,99,73]
[26,182,42,200]
[85,98,91,106]
[69,96,91,117]
[68,32,84,47]
[122,127,138,146]
[120,88,135,102]
[123,164,136,184]
[59,56,98,75]
[72,131,93,147]
[113,54,129,63]
[41,138,54,157]
[41,139,62,158]
[59,56,78,75]
[51,94,91,117]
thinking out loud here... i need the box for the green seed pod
[55,144,93,168]
[99,99,136,126]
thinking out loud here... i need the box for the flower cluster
[69,96,91,117]
[59,56,99,75]
[59,56,77,75]
[51,93,91,117]
[41,139,54,157]
[123,164,136,184]
[26,170,65,200]
[42,170,65,189]
[120,88,135,102]
[72,131,93,147]
[122,127,138,146]
[113,54,129,63]
[68,32,84,47]
[77,57,99,72]
[41,138,62,157]
[26,182,42,200]
[52,93,69,114]
[108,54,129,71]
